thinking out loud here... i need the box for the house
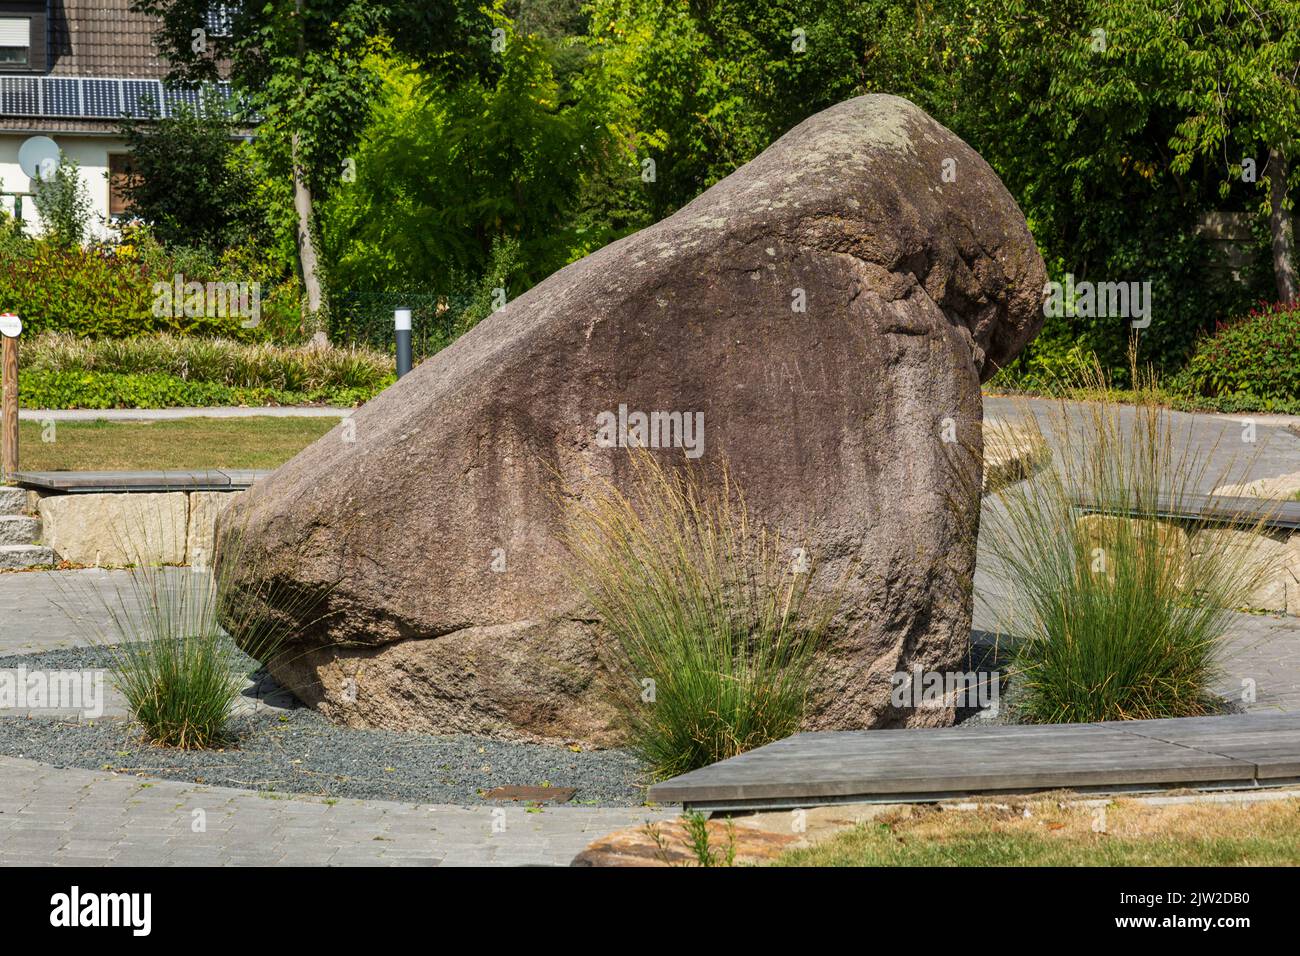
[0,0,233,239]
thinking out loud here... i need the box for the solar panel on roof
[162,85,203,119]
[122,80,162,119]
[206,4,236,37]
[212,82,236,118]
[0,76,239,123]
[80,79,121,118]
[42,78,81,117]
[0,76,38,116]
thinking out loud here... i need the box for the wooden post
[0,313,20,483]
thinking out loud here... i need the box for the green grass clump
[564,451,839,779]
[980,361,1276,724]
[68,528,321,749]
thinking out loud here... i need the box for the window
[0,17,30,67]
[108,154,138,220]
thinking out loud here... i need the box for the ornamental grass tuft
[980,358,1278,724]
[564,451,841,779]
[64,519,324,749]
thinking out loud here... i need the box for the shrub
[563,451,839,778]
[0,222,302,341]
[0,207,28,257]
[1173,300,1300,403]
[32,153,93,248]
[980,363,1276,724]
[119,103,266,251]
[0,243,242,339]
[987,340,1097,394]
[18,369,381,410]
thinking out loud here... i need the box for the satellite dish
[18,136,60,181]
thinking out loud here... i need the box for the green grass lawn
[777,797,1300,866]
[16,417,337,471]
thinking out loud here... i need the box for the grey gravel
[0,645,654,807]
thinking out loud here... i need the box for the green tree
[858,1,1275,376]
[321,14,596,294]
[135,0,492,342]
[118,100,262,250]
[1057,0,1300,301]
[580,0,878,220]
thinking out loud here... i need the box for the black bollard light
[395,307,412,378]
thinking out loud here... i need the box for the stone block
[186,491,240,568]
[39,492,188,567]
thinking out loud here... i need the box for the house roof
[0,115,123,134]
[0,1,241,136]
[47,0,169,79]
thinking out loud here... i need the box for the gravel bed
[0,643,259,673]
[0,646,654,807]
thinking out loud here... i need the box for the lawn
[15,417,337,471]
[778,797,1300,866]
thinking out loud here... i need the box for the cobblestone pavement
[0,568,138,656]
[1,398,1298,865]
[0,756,673,866]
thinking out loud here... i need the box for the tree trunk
[1268,147,1298,302]
[292,0,327,347]
[292,132,327,346]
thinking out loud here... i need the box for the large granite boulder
[220,94,1046,745]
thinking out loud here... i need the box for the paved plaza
[2,399,1298,865]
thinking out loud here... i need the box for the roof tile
[48,0,169,79]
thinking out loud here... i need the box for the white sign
[0,314,20,338]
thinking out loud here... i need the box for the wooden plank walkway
[647,713,1300,811]
[14,470,268,494]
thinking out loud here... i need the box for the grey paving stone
[0,754,673,867]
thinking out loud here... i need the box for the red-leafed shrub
[1174,300,1300,405]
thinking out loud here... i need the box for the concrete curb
[18,407,353,421]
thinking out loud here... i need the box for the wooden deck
[647,713,1300,811]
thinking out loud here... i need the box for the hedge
[16,369,381,410]
[1173,301,1300,405]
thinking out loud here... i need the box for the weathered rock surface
[1073,514,1192,586]
[572,817,801,867]
[219,94,1046,744]
[572,802,909,866]
[1213,470,1300,500]
[1192,527,1300,614]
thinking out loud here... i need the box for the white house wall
[0,134,126,240]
